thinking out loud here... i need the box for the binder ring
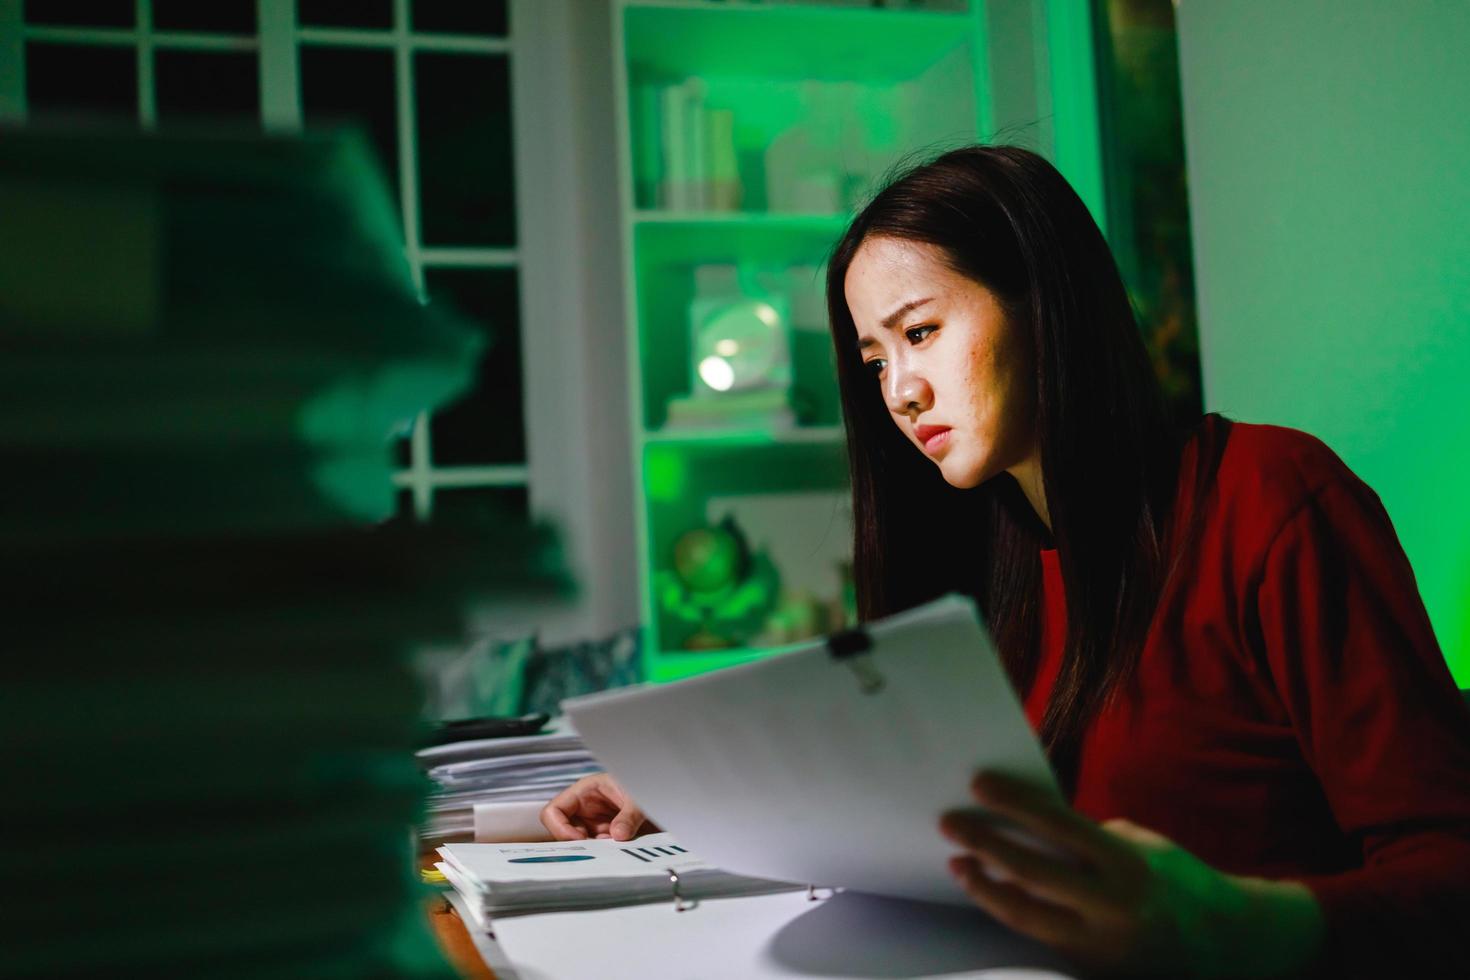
[667,868,695,912]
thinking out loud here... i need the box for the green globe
[673,525,743,594]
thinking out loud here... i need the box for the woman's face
[843,236,1037,490]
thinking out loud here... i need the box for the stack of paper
[417,732,603,844]
[0,128,568,977]
[437,834,801,926]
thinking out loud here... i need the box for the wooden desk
[427,893,496,980]
[422,852,496,980]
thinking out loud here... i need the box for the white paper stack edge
[416,732,603,844]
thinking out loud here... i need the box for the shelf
[623,3,971,84]
[634,214,845,265]
[643,425,844,447]
[618,0,989,684]
[641,434,851,655]
[646,642,804,684]
[643,435,848,502]
[633,210,849,229]
[632,217,845,431]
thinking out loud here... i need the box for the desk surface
[423,851,495,980]
[427,893,495,980]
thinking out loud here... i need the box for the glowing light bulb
[698,355,735,392]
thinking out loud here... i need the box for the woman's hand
[940,772,1324,978]
[540,773,657,842]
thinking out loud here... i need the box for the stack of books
[650,78,742,212]
[436,834,800,928]
[0,128,567,976]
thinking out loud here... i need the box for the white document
[441,833,712,888]
[477,889,1079,980]
[439,833,799,920]
[563,594,1058,906]
[472,800,552,843]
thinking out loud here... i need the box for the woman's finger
[971,773,1126,871]
[940,811,1109,912]
[540,784,592,840]
[539,799,587,840]
[949,855,1085,947]
[609,802,647,841]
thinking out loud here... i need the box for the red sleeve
[1254,477,1470,975]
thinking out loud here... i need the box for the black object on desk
[424,712,551,746]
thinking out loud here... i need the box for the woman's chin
[936,454,990,490]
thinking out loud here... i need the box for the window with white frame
[0,0,528,522]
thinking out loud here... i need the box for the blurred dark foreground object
[0,127,570,977]
[0,124,480,538]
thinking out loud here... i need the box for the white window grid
[0,0,528,521]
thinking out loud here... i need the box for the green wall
[1176,1,1470,684]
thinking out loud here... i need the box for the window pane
[152,0,256,34]
[155,50,259,126]
[424,267,525,466]
[394,489,415,521]
[430,485,529,525]
[415,53,515,247]
[299,46,399,200]
[297,0,393,30]
[23,0,131,28]
[25,42,136,122]
[411,0,507,36]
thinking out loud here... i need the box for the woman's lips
[915,425,952,454]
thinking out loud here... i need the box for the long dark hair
[826,146,1189,785]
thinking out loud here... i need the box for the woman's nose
[884,366,933,416]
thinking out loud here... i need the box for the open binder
[435,832,801,925]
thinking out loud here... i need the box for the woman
[542,146,1470,976]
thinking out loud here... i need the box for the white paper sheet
[482,889,1080,980]
[472,800,553,843]
[563,595,1059,906]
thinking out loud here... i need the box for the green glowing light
[644,448,686,503]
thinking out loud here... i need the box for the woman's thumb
[610,805,645,841]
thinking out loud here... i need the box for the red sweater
[1025,416,1470,976]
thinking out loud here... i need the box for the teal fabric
[424,627,644,722]
[520,628,644,718]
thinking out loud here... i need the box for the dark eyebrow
[881,296,935,331]
[856,297,936,352]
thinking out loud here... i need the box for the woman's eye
[864,359,886,377]
[905,325,936,344]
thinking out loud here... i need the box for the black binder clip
[827,627,885,694]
